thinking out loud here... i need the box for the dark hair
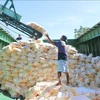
[62,35,67,42]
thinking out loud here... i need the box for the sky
[0,0,100,40]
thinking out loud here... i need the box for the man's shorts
[58,60,69,72]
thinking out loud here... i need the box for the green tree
[74,26,90,38]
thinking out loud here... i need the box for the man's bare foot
[56,82,61,86]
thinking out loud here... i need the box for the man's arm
[45,33,55,46]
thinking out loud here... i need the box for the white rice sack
[3,71,12,76]
[14,85,24,96]
[7,61,16,66]
[74,68,80,74]
[38,97,48,100]
[85,64,93,69]
[41,63,49,67]
[57,92,71,100]
[44,43,54,49]
[10,42,22,49]
[68,60,79,66]
[4,75,13,82]
[66,45,72,50]
[11,48,21,55]
[67,47,77,54]
[77,82,85,87]
[2,54,11,61]
[48,96,57,100]
[2,45,13,53]
[24,42,39,50]
[0,56,3,61]
[1,84,7,90]
[0,79,2,84]
[0,50,6,60]
[0,70,3,79]
[92,56,100,64]
[49,54,57,60]
[9,90,20,98]
[48,47,58,54]
[27,52,35,58]
[2,60,8,66]
[88,53,93,58]
[90,81,100,90]
[27,22,47,34]
[25,86,40,99]
[36,39,43,44]
[48,60,58,65]
[95,73,100,88]
[84,78,90,84]
[18,40,30,46]
[15,63,25,68]
[79,54,87,62]
[68,95,91,100]
[73,53,81,60]
[10,56,19,62]
[4,81,15,90]
[89,69,96,74]
[71,87,97,96]
[86,71,95,78]
[85,57,92,63]
[41,85,61,98]
[74,65,81,68]
[38,57,46,63]
[96,60,100,69]
[67,54,74,60]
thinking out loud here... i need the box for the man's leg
[56,72,62,85]
[65,72,69,85]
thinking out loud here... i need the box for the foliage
[74,26,90,38]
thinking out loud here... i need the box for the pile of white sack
[0,39,100,100]
[67,50,100,88]
[25,81,100,100]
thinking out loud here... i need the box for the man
[16,34,22,40]
[45,33,69,85]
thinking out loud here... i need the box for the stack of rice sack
[0,39,100,99]
[67,52,100,88]
[25,81,100,100]
[25,81,74,100]
[0,40,58,98]
[66,45,100,88]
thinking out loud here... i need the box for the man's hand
[44,32,55,46]
[44,32,49,37]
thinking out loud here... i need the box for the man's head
[60,35,67,42]
[18,34,21,37]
